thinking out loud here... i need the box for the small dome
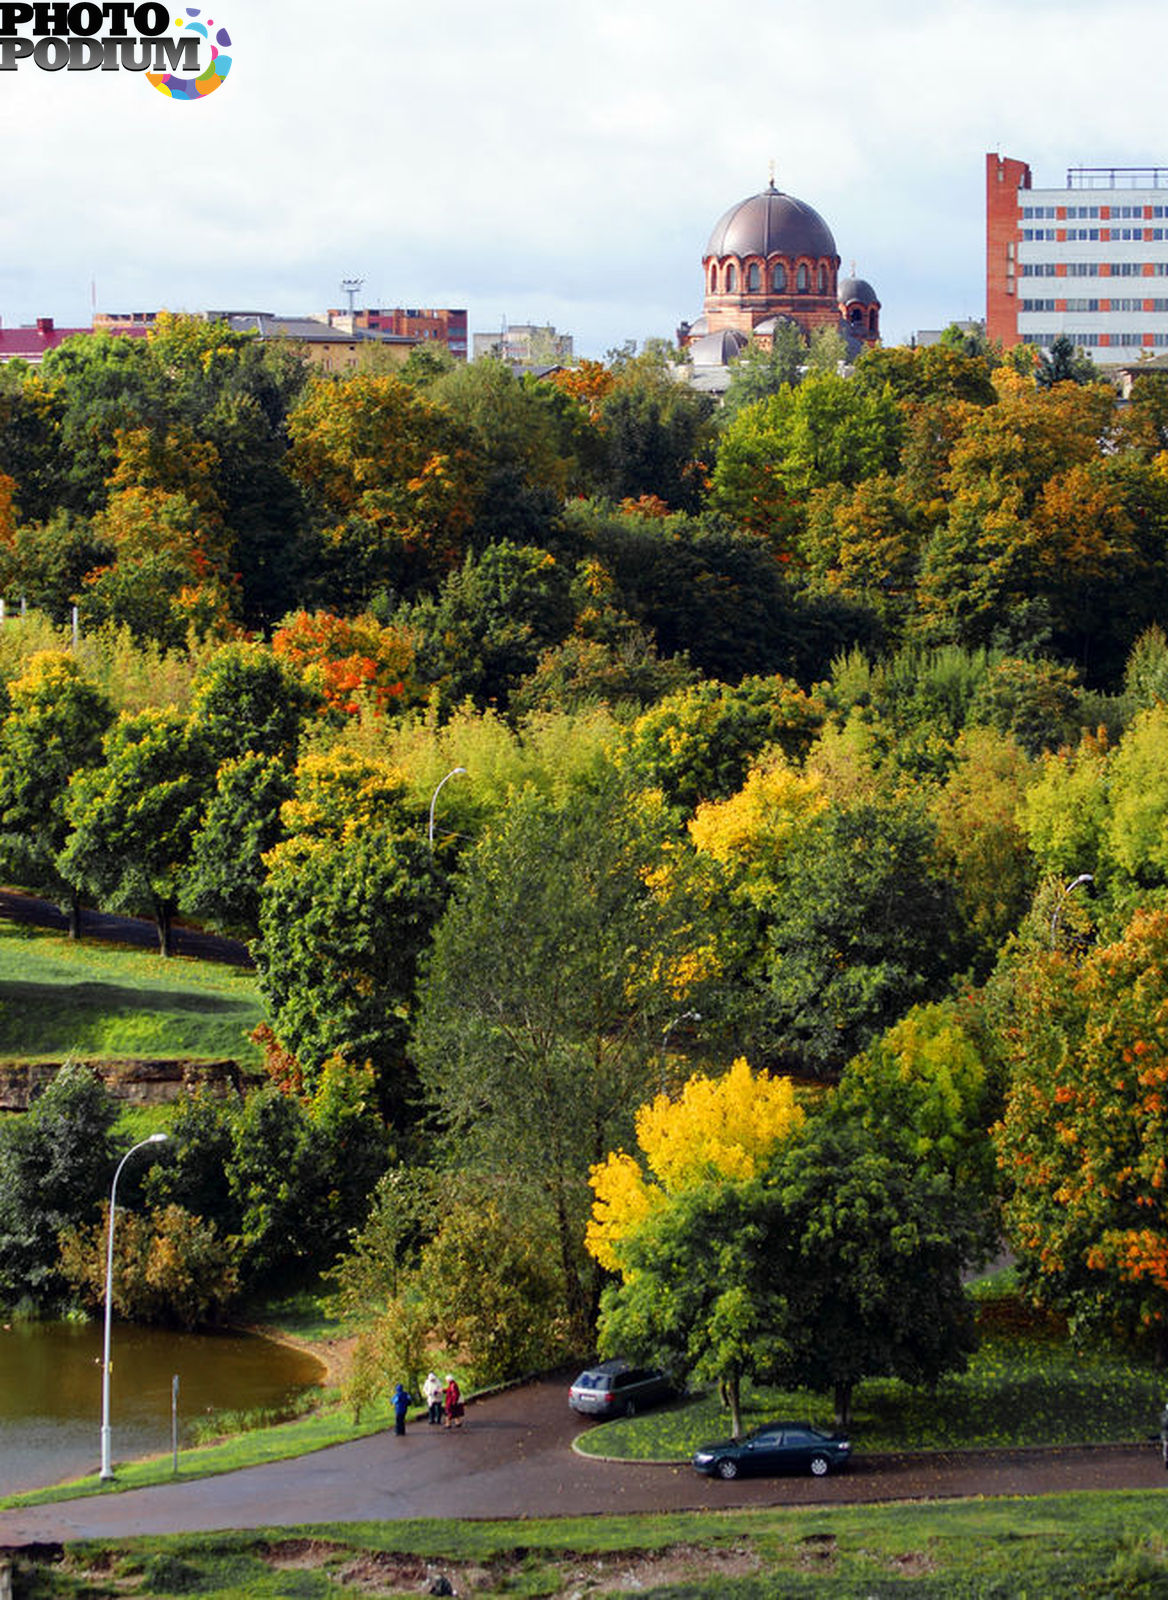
[689,328,749,366]
[752,314,802,336]
[686,314,710,338]
[839,277,879,306]
[706,182,837,262]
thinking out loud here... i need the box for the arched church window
[771,262,787,292]
[818,264,828,293]
[726,264,738,292]
[747,262,760,292]
[797,264,809,293]
[709,263,717,292]
[869,308,879,334]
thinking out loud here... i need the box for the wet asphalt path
[1,1379,1165,1548]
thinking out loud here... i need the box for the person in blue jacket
[392,1382,412,1436]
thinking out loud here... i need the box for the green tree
[719,325,808,423]
[255,826,448,1116]
[58,707,213,955]
[58,1201,239,1329]
[412,774,705,1337]
[0,1061,117,1310]
[404,541,575,713]
[596,346,714,511]
[0,650,114,935]
[183,752,293,938]
[189,641,320,767]
[710,376,902,553]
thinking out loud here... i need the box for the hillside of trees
[3,317,1168,1418]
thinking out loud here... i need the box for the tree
[404,541,575,713]
[710,376,902,553]
[761,1111,980,1428]
[594,1072,979,1433]
[189,641,320,767]
[994,908,1168,1354]
[58,707,213,955]
[0,1061,117,1310]
[718,325,808,422]
[0,650,113,935]
[183,752,293,938]
[58,1201,239,1329]
[411,774,707,1338]
[615,675,824,815]
[596,347,714,512]
[255,825,448,1116]
[286,371,481,605]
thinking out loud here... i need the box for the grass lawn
[0,921,263,1065]
[8,1492,1168,1597]
[575,1302,1165,1462]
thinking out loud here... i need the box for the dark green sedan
[692,1422,851,1480]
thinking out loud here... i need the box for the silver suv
[568,1359,673,1418]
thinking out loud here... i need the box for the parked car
[568,1360,674,1418]
[691,1421,851,1479]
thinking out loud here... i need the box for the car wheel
[624,1400,637,1418]
[808,1454,831,1477]
[715,1457,739,1480]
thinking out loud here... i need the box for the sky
[3,0,1168,358]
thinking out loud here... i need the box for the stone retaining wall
[0,1058,243,1112]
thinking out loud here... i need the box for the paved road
[1,1380,1164,1548]
[0,887,251,966]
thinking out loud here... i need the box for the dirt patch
[241,1326,356,1388]
[258,1539,761,1596]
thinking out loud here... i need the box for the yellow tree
[587,1059,805,1435]
[587,1058,804,1272]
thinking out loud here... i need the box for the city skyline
[2,0,1167,357]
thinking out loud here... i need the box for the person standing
[443,1374,464,1429]
[391,1382,411,1437]
[424,1371,444,1426]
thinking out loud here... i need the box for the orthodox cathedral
[679,179,881,370]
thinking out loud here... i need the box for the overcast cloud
[2,0,1166,354]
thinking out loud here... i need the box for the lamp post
[659,1010,701,1093]
[428,766,467,848]
[1050,872,1094,949]
[100,1132,167,1481]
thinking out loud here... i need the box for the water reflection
[0,1320,324,1495]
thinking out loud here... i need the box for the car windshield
[575,1374,607,1389]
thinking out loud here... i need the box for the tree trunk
[66,889,82,941]
[833,1380,852,1433]
[726,1371,743,1439]
[154,897,174,958]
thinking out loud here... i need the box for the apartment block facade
[987,152,1168,362]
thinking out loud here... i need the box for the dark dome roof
[839,276,879,305]
[705,183,837,261]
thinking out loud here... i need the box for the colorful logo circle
[147,7,232,101]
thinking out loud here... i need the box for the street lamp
[659,1010,701,1093]
[1050,872,1094,948]
[428,766,467,848]
[100,1132,167,1481]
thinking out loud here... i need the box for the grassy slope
[11,1494,1168,1597]
[0,921,263,1064]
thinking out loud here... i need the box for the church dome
[839,276,879,305]
[705,182,837,262]
[689,328,749,366]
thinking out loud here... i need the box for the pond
[0,1319,325,1496]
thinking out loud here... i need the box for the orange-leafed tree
[271,609,417,717]
[995,907,1168,1355]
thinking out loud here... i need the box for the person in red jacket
[443,1375,464,1429]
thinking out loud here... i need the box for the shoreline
[237,1322,355,1390]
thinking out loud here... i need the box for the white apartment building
[986,155,1168,363]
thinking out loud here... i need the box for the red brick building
[679,181,880,363]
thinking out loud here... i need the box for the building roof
[705,182,837,262]
[0,317,149,364]
[838,276,879,306]
[689,328,749,367]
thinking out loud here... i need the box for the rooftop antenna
[340,277,363,318]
